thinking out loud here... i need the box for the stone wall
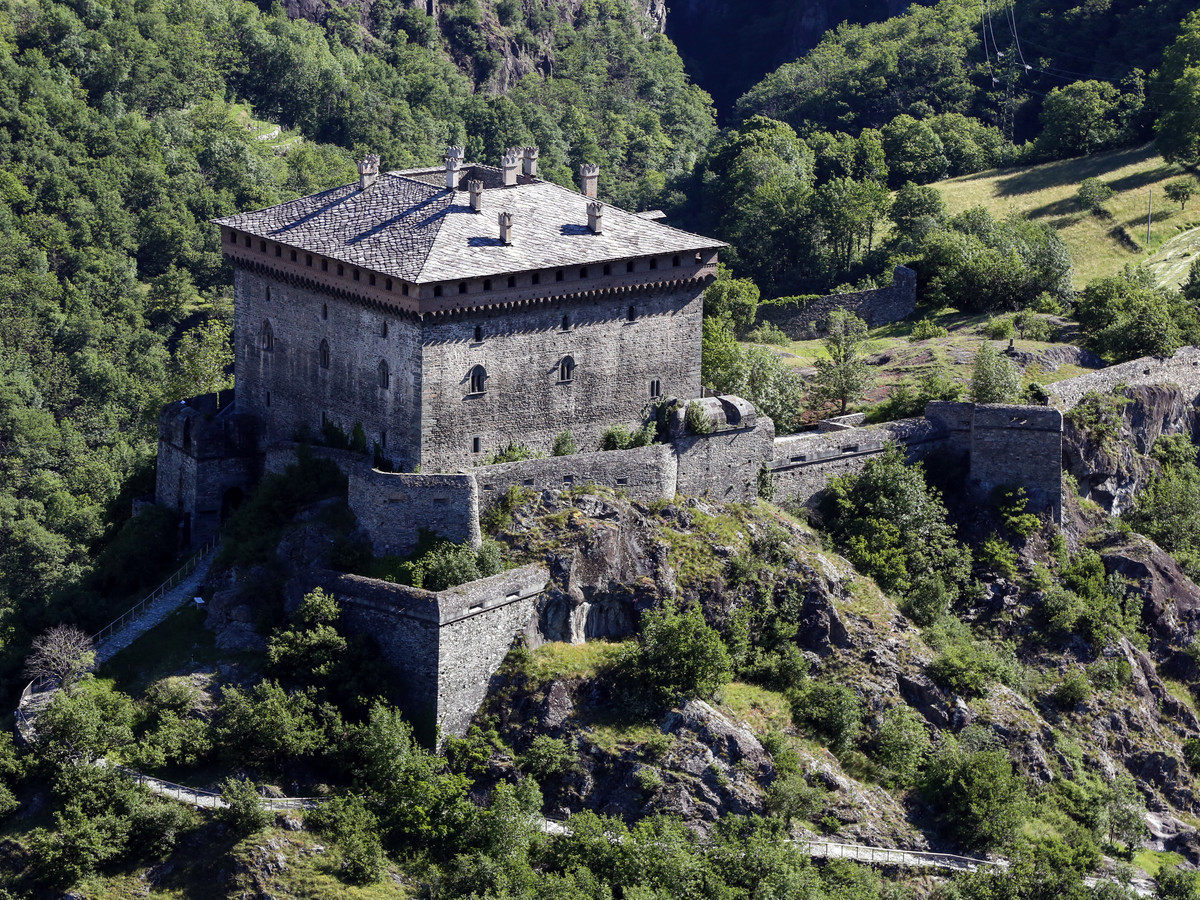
[348,467,481,556]
[420,282,703,470]
[968,405,1063,519]
[675,415,776,503]
[234,269,423,470]
[769,417,949,509]
[305,565,548,738]
[155,392,261,547]
[1046,346,1200,409]
[756,266,917,339]
[475,443,677,509]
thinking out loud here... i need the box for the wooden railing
[91,535,219,647]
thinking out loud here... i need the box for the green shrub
[480,485,532,534]
[1013,310,1053,341]
[977,533,1019,578]
[996,486,1041,538]
[1065,391,1129,451]
[521,735,577,780]
[684,401,713,435]
[216,777,271,836]
[925,618,1018,696]
[306,795,385,884]
[551,430,577,456]
[482,441,540,465]
[791,682,863,752]
[765,768,825,824]
[636,601,733,705]
[757,463,775,501]
[1184,738,1200,775]
[874,704,931,786]
[909,318,948,341]
[901,573,950,626]
[634,767,663,793]
[982,315,1016,340]
[600,421,657,449]
[747,321,790,345]
[1051,669,1092,709]
[1086,656,1131,691]
[924,745,1029,850]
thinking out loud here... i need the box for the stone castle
[157,148,1072,735]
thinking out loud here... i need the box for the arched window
[469,365,487,394]
[507,275,516,288]
[559,356,575,383]
[672,254,681,267]
[474,325,483,343]
[627,305,637,322]
[265,286,271,303]
[562,314,571,331]
[378,359,390,389]
[322,302,328,320]
[261,320,274,351]
[319,339,330,369]
[381,320,389,338]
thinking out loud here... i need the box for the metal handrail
[113,765,327,810]
[91,535,219,646]
[801,839,1002,870]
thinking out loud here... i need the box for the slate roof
[213,166,724,285]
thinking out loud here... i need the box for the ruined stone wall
[475,443,677,509]
[419,283,703,470]
[756,266,917,339]
[234,268,424,470]
[348,467,481,556]
[675,416,776,503]
[1046,346,1200,409]
[304,566,548,738]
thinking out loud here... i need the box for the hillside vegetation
[935,144,1200,288]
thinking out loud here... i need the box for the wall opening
[261,320,274,351]
[378,359,390,389]
[559,356,575,383]
[221,487,245,522]
[319,339,330,369]
[469,365,487,394]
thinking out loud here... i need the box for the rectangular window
[472,437,481,454]
[650,379,661,398]
[321,259,328,271]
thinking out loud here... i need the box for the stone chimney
[469,179,483,212]
[587,201,603,234]
[580,163,599,199]
[358,153,380,191]
[501,149,520,187]
[498,211,514,245]
[522,146,539,178]
[445,146,465,190]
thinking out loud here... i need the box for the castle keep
[213,148,721,473]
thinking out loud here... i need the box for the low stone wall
[769,417,948,508]
[1046,346,1200,409]
[308,565,548,738]
[756,266,917,339]
[348,467,481,556]
[474,443,677,509]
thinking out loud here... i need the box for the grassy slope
[934,144,1200,289]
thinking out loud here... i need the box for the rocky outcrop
[1062,384,1197,515]
[1102,534,1200,668]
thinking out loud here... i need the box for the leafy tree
[881,114,950,186]
[813,176,891,269]
[926,743,1029,850]
[874,704,932,785]
[1077,177,1115,212]
[1165,178,1196,210]
[636,601,733,705]
[216,777,272,837]
[1155,13,1200,167]
[890,182,947,240]
[703,265,760,333]
[268,588,349,683]
[811,309,875,415]
[970,343,1022,404]
[792,682,863,752]
[1039,81,1123,157]
[307,795,386,884]
[821,444,971,597]
[35,679,134,766]
[1076,267,1199,361]
[215,680,328,770]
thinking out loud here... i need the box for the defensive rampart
[476,443,677,508]
[306,565,548,738]
[1046,346,1200,409]
[756,266,917,339]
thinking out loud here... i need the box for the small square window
[369,273,376,286]
[260,240,266,252]
[555,269,564,282]
[459,282,468,294]
[353,269,360,281]
[275,245,282,257]
[579,267,588,279]
[474,325,483,343]
[626,260,634,273]
[321,259,328,271]
[305,254,312,266]
[532,272,540,285]
[434,285,443,297]
[650,379,661,398]
[649,257,658,270]
[507,275,516,288]
[290,249,297,261]
[337,264,344,276]
[386,279,393,291]
[603,263,612,276]
[483,279,492,291]
[244,235,251,247]
[672,255,681,267]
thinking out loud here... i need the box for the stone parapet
[475,443,677,508]
[756,266,916,340]
[1046,346,1200,410]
